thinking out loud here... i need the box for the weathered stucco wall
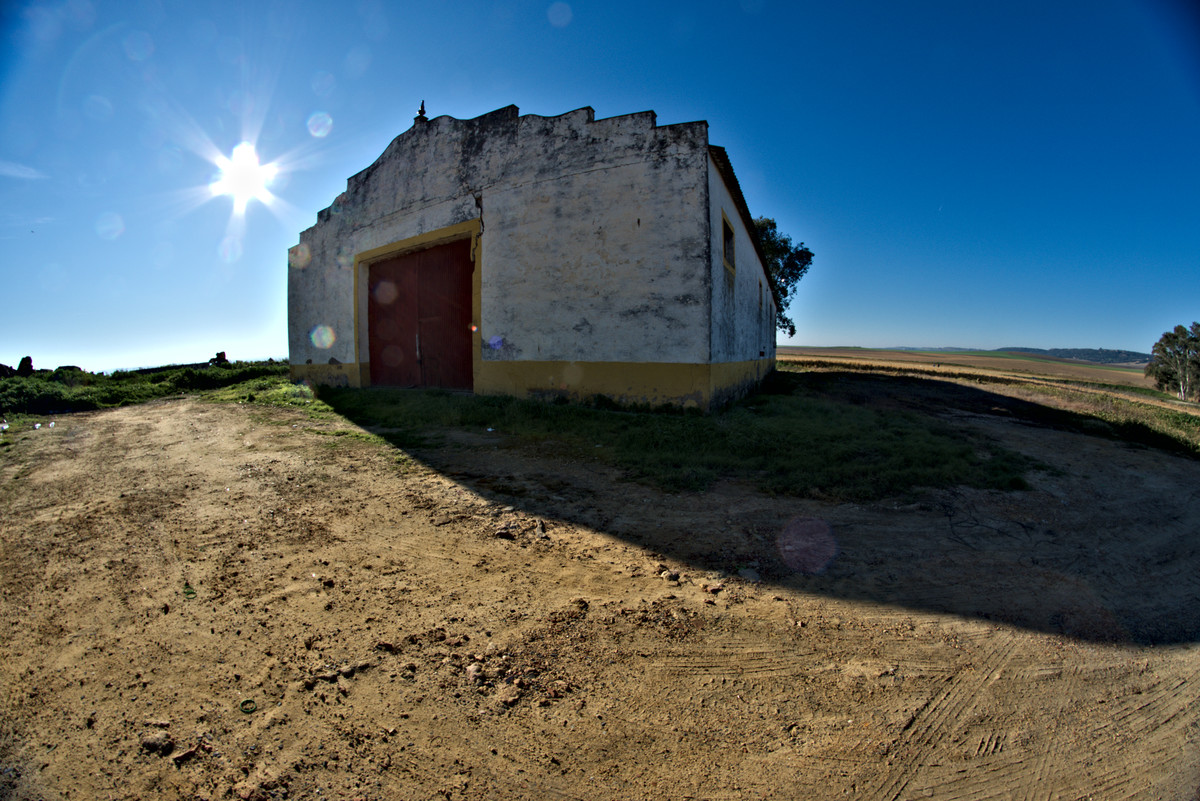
[288,104,779,407]
[706,151,777,364]
[289,106,713,380]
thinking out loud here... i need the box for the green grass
[0,362,290,415]
[318,369,1040,501]
[22,358,1189,503]
[204,374,323,408]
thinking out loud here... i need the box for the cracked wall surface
[288,104,776,406]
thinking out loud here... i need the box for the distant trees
[753,217,814,337]
[1144,323,1200,402]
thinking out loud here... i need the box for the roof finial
[415,100,427,123]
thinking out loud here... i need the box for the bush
[0,377,82,415]
[0,361,289,415]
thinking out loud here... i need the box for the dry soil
[1,395,1198,800]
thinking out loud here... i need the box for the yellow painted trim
[355,219,481,264]
[290,362,365,388]
[476,358,775,410]
[351,250,359,370]
[708,357,775,406]
[292,356,774,410]
[351,219,483,389]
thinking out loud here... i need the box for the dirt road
[1,396,1198,799]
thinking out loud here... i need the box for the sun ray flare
[210,142,278,215]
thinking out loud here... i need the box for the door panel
[368,252,420,386]
[368,239,472,389]
[417,240,473,389]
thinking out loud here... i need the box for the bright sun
[210,142,278,214]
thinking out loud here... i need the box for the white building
[288,104,777,409]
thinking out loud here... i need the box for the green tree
[1144,322,1200,402]
[753,217,814,337]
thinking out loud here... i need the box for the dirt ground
[2,391,1199,800]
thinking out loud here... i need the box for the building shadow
[320,372,1200,647]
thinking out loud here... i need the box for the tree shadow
[321,373,1200,647]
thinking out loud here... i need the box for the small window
[758,278,763,309]
[722,213,736,273]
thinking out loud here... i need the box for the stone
[494,684,522,707]
[140,730,174,755]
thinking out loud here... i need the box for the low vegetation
[0,361,289,415]
[779,353,1200,457]
[8,350,1198,502]
[316,368,1038,501]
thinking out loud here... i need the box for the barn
[288,104,777,409]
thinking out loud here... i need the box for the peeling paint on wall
[288,104,778,408]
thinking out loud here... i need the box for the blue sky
[1,0,1197,372]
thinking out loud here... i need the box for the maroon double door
[367,239,473,389]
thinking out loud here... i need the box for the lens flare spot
[122,30,154,61]
[372,280,399,305]
[289,243,312,269]
[218,234,243,263]
[469,324,478,333]
[307,112,333,138]
[547,2,573,27]
[777,517,837,574]
[95,212,124,240]
[310,325,336,349]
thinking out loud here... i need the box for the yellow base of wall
[477,358,774,409]
[289,362,367,388]
[290,358,775,410]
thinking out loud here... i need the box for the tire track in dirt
[866,650,1198,800]
[866,636,1014,800]
[1079,664,1200,800]
[1012,659,1081,801]
[647,641,815,678]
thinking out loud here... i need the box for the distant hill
[996,347,1150,365]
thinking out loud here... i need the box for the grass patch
[13,355,1184,503]
[318,371,1040,501]
[0,362,290,415]
[204,374,333,414]
[305,428,388,447]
